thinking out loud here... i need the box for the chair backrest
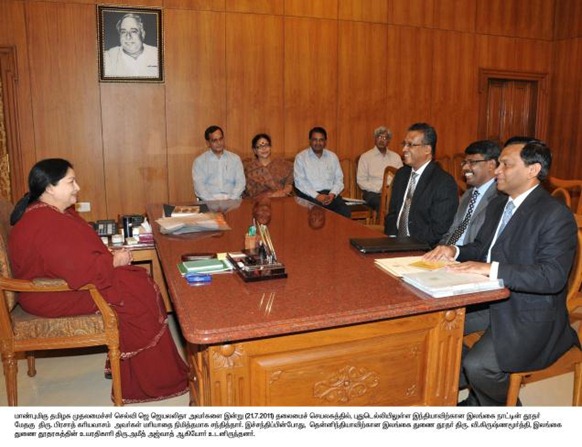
[339,158,355,198]
[435,155,452,176]
[451,152,465,182]
[377,166,399,225]
[0,198,16,310]
[551,187,572,209]
[547,177,582,214]
[567,214,582,315]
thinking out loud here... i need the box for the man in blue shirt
[192,126,245,201]
[293,127,350,218]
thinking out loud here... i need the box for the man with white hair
[104,13,159,77]
[356,126,403,212]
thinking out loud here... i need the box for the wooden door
[478,69,548,144]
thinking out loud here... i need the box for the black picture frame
[97,5,164,83]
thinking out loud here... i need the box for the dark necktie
[398,172,418,237]
[447,189,480,245]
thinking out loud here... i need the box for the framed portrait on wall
[97,5,164,82]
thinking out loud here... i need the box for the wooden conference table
[147,198,508,406]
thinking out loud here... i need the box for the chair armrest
[0,276,118,331]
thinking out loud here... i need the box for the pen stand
[228,251,288,282]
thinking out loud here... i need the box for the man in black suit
[425,138,579,406]
[384,122,458,247]
[439,140,502,245]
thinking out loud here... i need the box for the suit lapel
[495,186,543,245]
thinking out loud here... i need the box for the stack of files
[177,258,233,276]
[401,270,504,298]
[156,212,230,234]
[374,256,452,277]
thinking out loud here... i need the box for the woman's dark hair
[10,158,73,225]
[251,133,271,152]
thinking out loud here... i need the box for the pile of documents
[374,256,504,298]
[401,270,504,298]
[156,212,230,234]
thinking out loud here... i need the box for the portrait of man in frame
[97,5,164,82]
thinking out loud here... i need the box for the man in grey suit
[425,138,579,406]
[439,140,502,245]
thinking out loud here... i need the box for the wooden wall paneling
[389,0,434,27]
[225,13,285,160]
[284,0,338,20]
[0,1,35,199]
[164,0,225,11]
[430,30,478,157]
[514,38,553,72]
[225,0,284,15]
[554,0,582,40]
[476,34,516,69]
[92,0,162,7]
[513,0,555,40]
[165,9,226,203]
[433,0,476,32]
[385,25,434,146]
[547,39,582,178]
[337,21,388,160]
[338,0,389,23]
[27,1,106,221]
[101,84,168,218]
[475,0,517,37]
[476,0,554,40]
[284,17,338,158]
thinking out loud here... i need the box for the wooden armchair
[547,177,582,214]
[375,166,398,225]
[551,187,572,209]
[341,157,374,224]
[0,200,122,406]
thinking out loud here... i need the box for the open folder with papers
[401,270,504,298]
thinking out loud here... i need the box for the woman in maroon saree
[8,159,188,404]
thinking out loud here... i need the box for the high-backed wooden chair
[340,157,374,224]
[0,199,123,406]
[551,187,572,209]
[375,166,398,225]
[547,177,582,214]
[505,213,582,406]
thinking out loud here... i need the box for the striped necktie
[497,200,515,235]
[398,172,418,237]
[447,189,480,245]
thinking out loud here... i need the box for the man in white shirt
[294,127,350,218]
[104,13,159,78]
[192,126,245,201]
[356,126,403,211]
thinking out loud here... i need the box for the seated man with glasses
[439,140,502,245]
[384,122,458,247]
[193,125,245,201]
[356,126,403,212]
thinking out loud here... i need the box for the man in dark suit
[424,138,579,406]
[439,140,502,245]
[384,122,458,247]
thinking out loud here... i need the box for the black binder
[349,237,430,254]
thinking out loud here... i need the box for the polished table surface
[148,197,508,345]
